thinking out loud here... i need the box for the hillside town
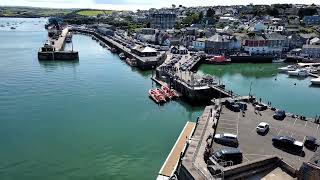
[58,4,320,64]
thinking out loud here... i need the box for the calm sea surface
[198,63,320,117]
[0,18,202,180]
[0,18,319,180]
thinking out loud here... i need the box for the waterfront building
[192,38,206,51]
[205,34,240,54]
[287,33,307,49]
[265,33,289,53]
[135,28,157,43]
[170,46,188,54]
[242,33,268,55]
[242,33,288,55]
[302,44,320,58]
[303,15,320,25]
[149,13,177,29]
[96,27,114,36]
[131,45,158,57]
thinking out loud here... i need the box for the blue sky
[0,0,319,10]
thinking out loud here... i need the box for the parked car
[273,110,286,120]
[255,104,267,111]
[272,136,303,152]
[214,133,239,147]
[225,99,240,112]
[256,122,269,134]
[304,136,317,150]
[212,148,243,166]
[237,102,247,111]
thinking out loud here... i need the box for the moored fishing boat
[119,53,126,60]
[155,88,168,101]
[149,89,166,104]
[161,85,175,99]
[111,48,117,53]
[278,65,297,72]
[311,78,320,85]
[287,69,309,77]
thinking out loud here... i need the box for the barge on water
[230,53,273,63]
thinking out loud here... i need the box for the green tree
[181,13,199,26]
[206,8,215,18]
[298,7,318,18]
[266,7,279,17]
[199,11,204,21]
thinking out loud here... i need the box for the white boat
[311,78,320,85]
[278,65,296,72]
[287,69,309,77]
[272,58,285,63]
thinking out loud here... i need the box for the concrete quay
[38,27,79,61]
[71,28,166,70]
[174,100,320,180]
[155,54,234,103]
[52,28,69,51]
[179,106,219,180]
[157,121,196,180]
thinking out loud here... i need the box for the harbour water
[0,18,202,180]
[198,63,320,117]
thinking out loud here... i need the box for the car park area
[211,102,320,169]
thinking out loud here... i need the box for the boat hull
[231,55,273,63]
[311,78,320,85]
[287,70,308,77]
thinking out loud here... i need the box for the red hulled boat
[161,85,175,99]
[149,89,166,104]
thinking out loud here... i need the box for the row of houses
[134,26,320,56]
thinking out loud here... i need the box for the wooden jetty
[157,121,196,180]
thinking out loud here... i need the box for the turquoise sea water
[198,63,320,117]
[0,18,202,180]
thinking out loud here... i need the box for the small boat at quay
[111,48,117,53]
[278,65,297,72]
[161,85,175,99]
[272,58,285,63]
[66,32,72,43]
[311,78,320,85]
[149,89,166,104]
[287,69,309,77]
[119,53,126,60]
[155,88,168,99]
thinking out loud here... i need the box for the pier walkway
[180,106,218,180]
[157,121,196,180]
[210,85,238,98]
[71,27,165,70]
[51,28,69,51]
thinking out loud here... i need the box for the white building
[192,38,206,51]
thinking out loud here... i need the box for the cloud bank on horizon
[1,0,319,10]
